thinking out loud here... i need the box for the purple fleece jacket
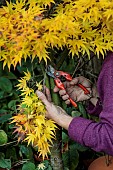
[68,52,113,156]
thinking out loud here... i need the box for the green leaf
[62,101,67,110]
[69,145,79,170]
[0,77,12,93]
[0,158,11,169]
[0,130,8,145]
[6,147,18,161]
[71,111,81,117]
[0,152,5,159]
[43,160,49,167]
[75,142,88,152]
[48,165,52,170]
[20,145,30,157]
[5,71,17,80]
[0,114,12,123]
[8,100,18,110]
[0,91,5,99]
[64,168,69,170]
[20,145,33,159]
[62,132,69,143]
[62,151,69,168]
[22,162,35,170]
[78,102,87,118]
[0,109,7,114]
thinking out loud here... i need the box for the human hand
[43,86,52,102]
[36,90,73,130]
[54,76,94,105]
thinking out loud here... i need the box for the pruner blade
[46,65,56,79]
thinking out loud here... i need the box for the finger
[70,76,86,85]
[65,99,71,105]
[53,86,60,92]
[45,87,52,102]
[62,94,69,100]
[43,85,46,94]
[54,82,70,92]
[63,81,70,88]
[70,78,79,85]
[36,90,51,107]
[59,89,67,96]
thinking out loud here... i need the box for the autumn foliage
[10,71,57,159]
[1,0,113,160]
[0,0,113,69]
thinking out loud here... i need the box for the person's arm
[37,53,113,156]
[68,54,113,156]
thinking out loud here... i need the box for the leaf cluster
[11,71,57,160]
[0,0,113,69]
[0,60,53,170]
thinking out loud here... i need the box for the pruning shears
[46,65,91,108]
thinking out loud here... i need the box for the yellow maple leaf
[24,133,36,145]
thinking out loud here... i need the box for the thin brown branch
[72,53,95,77]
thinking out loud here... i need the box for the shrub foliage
[0,0,113,69]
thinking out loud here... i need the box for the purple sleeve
[86,98,102,116]
[68,53,113,156]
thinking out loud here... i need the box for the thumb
[36,90,51,106]
[70,78,79,85]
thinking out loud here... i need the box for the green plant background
[0,52,104,170]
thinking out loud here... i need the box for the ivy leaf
[69,145,79,170]
[0,77,12,93]
[20,145,33,160]
[0,158,11,169]
[8,100,19,110]
[22,162,35,170]
[0,114,12,123]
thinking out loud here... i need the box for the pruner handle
[77,83,90,95]
[69,98,77,108]
[54,78,78,108]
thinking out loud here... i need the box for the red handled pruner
[46,65,91,108]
